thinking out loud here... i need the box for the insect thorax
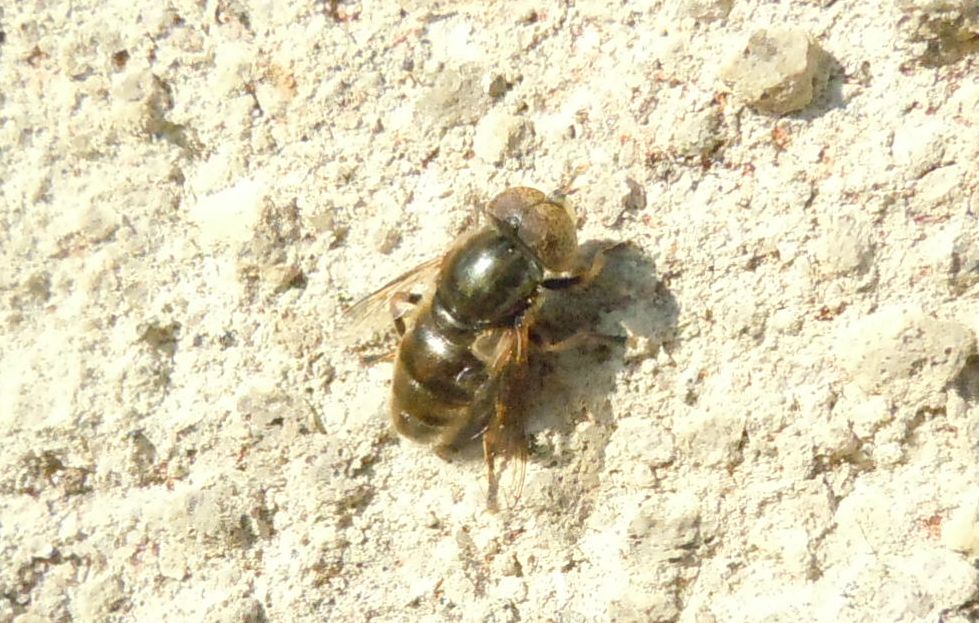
[434,228,543,329]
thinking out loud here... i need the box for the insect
[344,187,618,509]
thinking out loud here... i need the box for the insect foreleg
[540,241,628,290]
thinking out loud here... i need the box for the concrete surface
[1,1,978,621]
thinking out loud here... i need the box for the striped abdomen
[391,299,491,451]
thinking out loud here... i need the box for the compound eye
[486,187,578,271]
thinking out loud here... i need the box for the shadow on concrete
[523,240,680,467]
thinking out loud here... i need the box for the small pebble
[473,110,529,164]
[812,214,872,277]
[720,28,831,114]
[949,228,979,294]
[674,0,733,21]
[835,304,976,404]
[671,106,724,158]
[942,490,979,557]
[189,178,266,245]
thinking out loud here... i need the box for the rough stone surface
[949,226,979,293]
[942,488,979,556]
[3,2,979,623]
[73,573,125,621]
[896,0,979,64]
[813,213,873,277]
[836,305,976,415]
[673,0,734,21]
[671,105,726,159]
[720,28,831,114]
[473,110,531,164]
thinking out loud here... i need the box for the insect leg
[532,330,626,353]
[540,241,628,290]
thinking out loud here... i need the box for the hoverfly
[344,187,619,509]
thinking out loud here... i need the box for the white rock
[157,541,189,580]
[711,564,812,621]
[493,576,527,602]
[74,573,125,620]
[949,79,979,124]
[674,0,733,21]
[847,394,891,438]
[835,304,976,406]
[942,489,979,557]
[891,116,947,178]
[626,492,701,554]
[906,546,979,608]
[872,441,906,466]
[213,41,255,93]
[916,164,961,206]
[608,581,679,622]
[113,68,153,102]
[949,228,979,293]
[673,406,747,468]
[77,204,121,243]
[473,110,529,164]
[604,417,675,487]
[813,213,872,277]
[720,28,830,114]
[188,178,266,246]
[748,525,811,575]
[426,19,483,64]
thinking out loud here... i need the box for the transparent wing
[338,256,442,345]
[483,319,531,512]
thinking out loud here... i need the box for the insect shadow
[529,239,678,431]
